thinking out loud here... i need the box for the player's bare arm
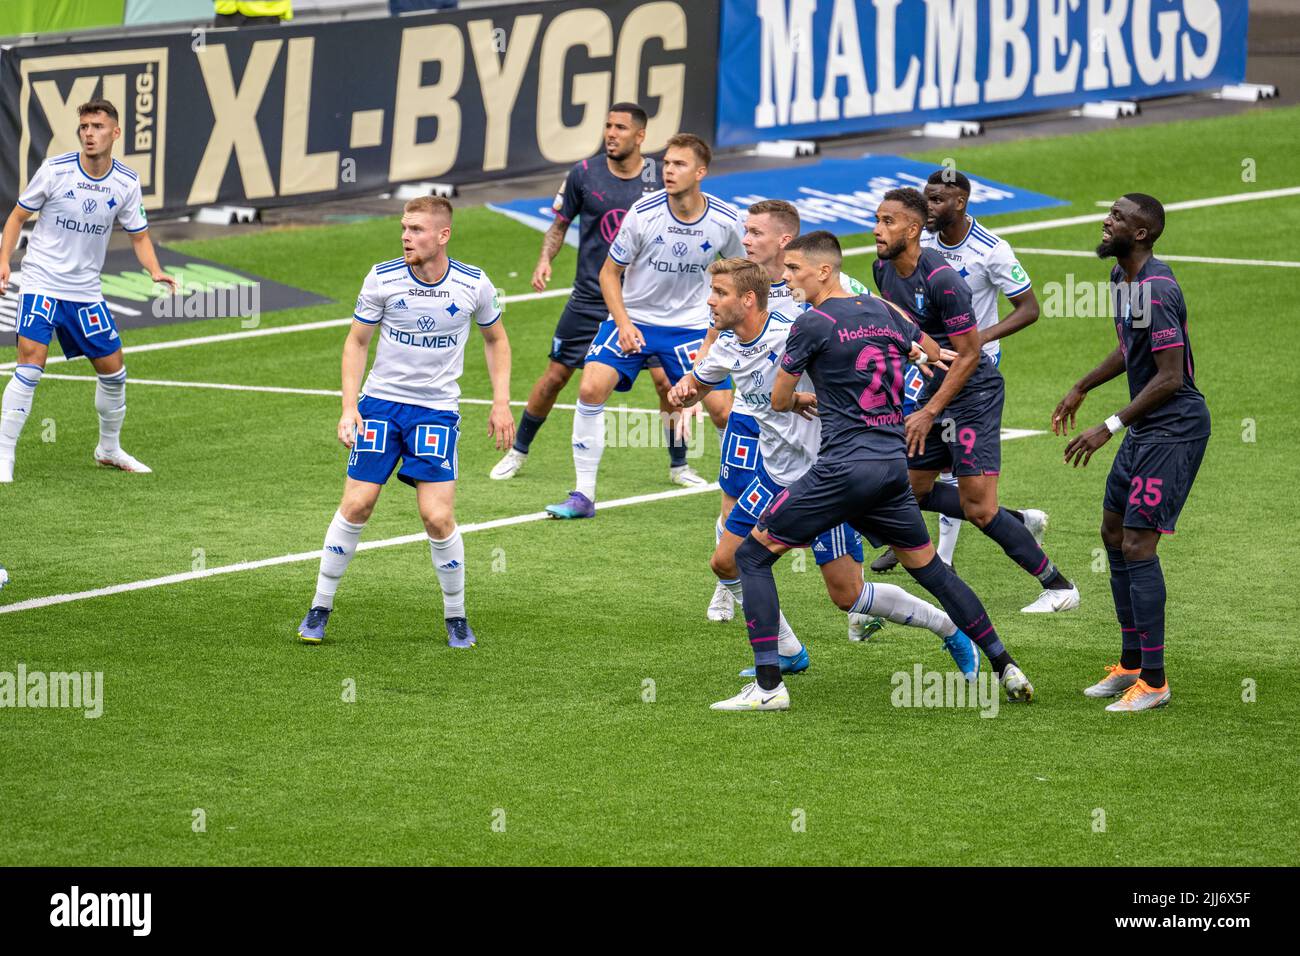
[480,319,515,451]
[1063,345,1184,468]
[1052,345,1126,435]
[667,373,710,409]
[906,322,980,457]
[128,229,177,293]
[980,288,1040,347]
[531,215,569,292]
[598,256,643,353]
[770,368,817,419]
[338,319,376,447]
[0,205,33,294]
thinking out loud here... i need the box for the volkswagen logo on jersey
[354,420,388,453]
[82,198,97,215]
[417,316,436,332]
[749,369,766,388]
[671,241,689,258]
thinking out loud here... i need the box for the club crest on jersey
[354,420,388,453]
[739,479,773,516]
[914,292,925,311]
[724,432,759,471]
[415,423,451,459]
[76,302,112,337]
[673,339,705,371]
[417,316,436,332]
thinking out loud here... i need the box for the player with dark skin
[524,110,681,432]
[922,179,1040,347]
[873,200,990,516]
[1052,196,1187,566]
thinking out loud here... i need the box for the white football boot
[1021,583,1079,613]
[706,582,735,622]
[669,464,707,487]
[848,613,886,642]
[1021,508,1049,545]
[490,448,528,480]
[1000,664,1035,702]
[710,681,790,712]
[94,446,152,473]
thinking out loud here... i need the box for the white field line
[1012,248,1300,268]
[4,185,1295,373]
[0,483,720,615]
[0,286,572,371]
[0,370,666,414]
[841,185,1300,256]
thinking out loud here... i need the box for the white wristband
[1105,414,1124,434]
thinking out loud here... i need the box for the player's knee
[1121,533,1155,563]
[577,377,608,407]
[736,535,778,574]
[1100,522,1123,551]
[962,500,997,527]
[339,499,373,525]
[422,508,455,539]
[710,547,737,581]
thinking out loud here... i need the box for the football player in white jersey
[669,258,979,680]
[545,133,745,519]
[870,168,1046,574]
[0,98,176,483]
[297,197,514,648]
[697,199,874,626]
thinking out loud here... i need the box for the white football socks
[572,400,605,500]
[720,578,800,655]
[0,364,42,462]
[777,613,802,656]
[312,510,366,609]
[429,527,466,619]
[851,581,956,639]
[935,472,961,565]
[95,367,128,453]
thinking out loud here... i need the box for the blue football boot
[446,616,477,648]
[297,606,331,645]
[740,645,810,677]
[545,491,596,519]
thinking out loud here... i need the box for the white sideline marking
[0,483,721,615]
[1013,248,1300,268]
[4,185,1295,373]
[840,185,1300,256]
[0,371,665,414]
[0,286,571,371]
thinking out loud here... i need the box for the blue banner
[716,0,1248,148]
[488,154,1066,240]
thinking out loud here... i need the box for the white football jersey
[16,152,148,301]
[354,256,500,411]
[693,312,817,486]
[920,216,1031,360]
[607,190,745,329]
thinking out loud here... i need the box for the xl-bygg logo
[19,47,168,210]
